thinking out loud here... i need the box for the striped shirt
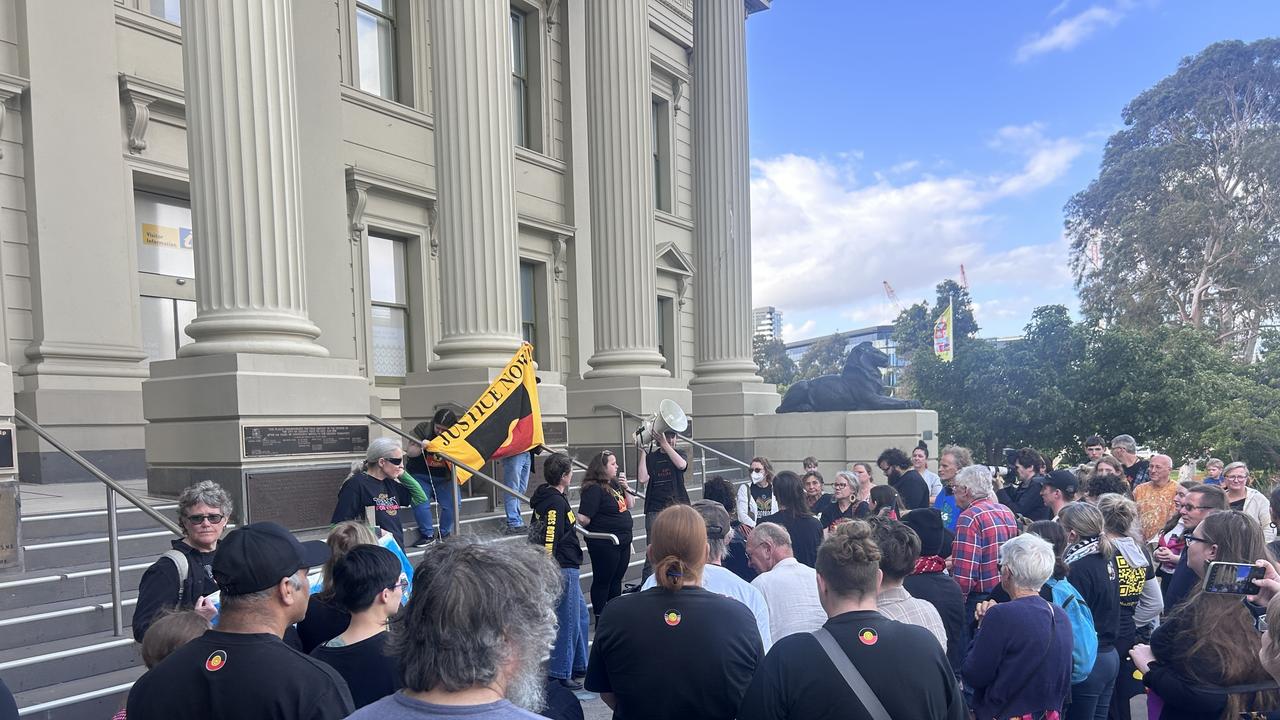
[953,498,1018,599]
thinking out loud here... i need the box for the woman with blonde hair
[585,505,763,718]
[1057,501,1121,720]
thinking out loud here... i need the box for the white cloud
[750,128,1081,331]
[1016,5,1123,62]
[781,320,816,342]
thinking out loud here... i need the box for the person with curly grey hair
[132,480,233,642]
[347,537,562,719]
[737,521,965,720]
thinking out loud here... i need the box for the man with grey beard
[346,538,563,719]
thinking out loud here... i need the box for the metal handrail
[14,409,182,637]
[548,443,645,500]
[366,415,619,545]
[593,397,752,466]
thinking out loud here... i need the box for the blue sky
[745,1,1280,342]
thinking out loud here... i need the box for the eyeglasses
[1224,475,1249,482]
[389,579,410,591]
[833,483,849,489]
[380,456,403,466]
[185,514,225,525]
[1183,534,1212,546]
[1179,503,1213,512]
[750,467,764,473]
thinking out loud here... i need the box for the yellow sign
[142,223,194,249]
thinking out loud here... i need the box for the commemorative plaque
[0,428,15,469]
[242,425,370,458]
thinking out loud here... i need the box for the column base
[16,367,146,484]
[142,353,370,529]
[689,359,764,386]
[685,381,780,468]
[752,409,938,481]
[565,376,691,471]
[583,348,672,379]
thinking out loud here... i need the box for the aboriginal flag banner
[425,343,544,485]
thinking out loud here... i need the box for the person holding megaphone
[638,427,689,581]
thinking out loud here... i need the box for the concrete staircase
[1,453,749,719]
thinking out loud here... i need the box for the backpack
[1046,576,1098,684]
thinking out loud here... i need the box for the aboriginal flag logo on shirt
[425,343,545,484]
[205,650,227,672]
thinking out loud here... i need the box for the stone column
[581,0,668,378]
[691,0,762,385]
[178,0,327,358]
[143,0,368,524]
[426,0,523,370]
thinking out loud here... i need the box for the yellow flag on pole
[933,302,954,363]
[424,343,544,484]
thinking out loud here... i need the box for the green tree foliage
[1065,39,1280,361]
[752,336,797,391]
[796,334,848,381]
[895,303,1280,471]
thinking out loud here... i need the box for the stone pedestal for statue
[566,377,692,476]
[753,409,938,482]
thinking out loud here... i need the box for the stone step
[20,504,181,541]
[0,630,141,695]
[12,665,144,720]
[0,591,138,652]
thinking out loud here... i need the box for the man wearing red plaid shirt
[950,463,1018,629]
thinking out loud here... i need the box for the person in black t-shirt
[331,437,415,547]
[803,470,834,518]
[758,471,824,567]
[309,545,405,709]
[638,430,689,580]
[577,450,635,618]
[877,448,930,510]
[738,521,966,720]
[1010,447,1052,523]
[127,522,354,720]
[531,453,590,689]
[820,471,865,533]
[586,505,762,719]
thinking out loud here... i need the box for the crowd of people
[53,429,1280,720]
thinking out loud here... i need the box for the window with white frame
[519,260,541,356]
[147,0,181,24]
[657,296,675,371]
[356,0,399,100]
[652,97,672,212]
[368,233,410,379]
[511,9,531,149]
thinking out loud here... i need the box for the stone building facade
[0,0,777,492]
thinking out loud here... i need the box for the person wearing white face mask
[736,457,777,530]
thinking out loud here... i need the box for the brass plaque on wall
[245,466,350,530]
[243,425,369,458]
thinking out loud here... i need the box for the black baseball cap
[1043,469,1079,495]
[212,522,330,596]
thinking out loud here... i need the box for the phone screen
[1202,562,1265,595]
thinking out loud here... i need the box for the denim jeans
[427,472,456,537]
[501,452,531,528]
[548,567,589,680]
[1067,647,1118,720]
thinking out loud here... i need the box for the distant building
[785,325,903,393]
[753,306,784,342]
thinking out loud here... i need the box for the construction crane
[882,281,902,314]
[959,264,970,291]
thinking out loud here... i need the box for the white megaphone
[635,399,689,447]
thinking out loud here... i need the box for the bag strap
[812,627,891,720]
[162,549,189,604]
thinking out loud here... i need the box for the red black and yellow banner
[425,343,544,484]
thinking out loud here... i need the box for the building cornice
[339,85,434,130]
[0,73,29,160]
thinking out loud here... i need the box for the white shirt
[921,469,943,498]
[641,564,773,650]
[751,557,827,641]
